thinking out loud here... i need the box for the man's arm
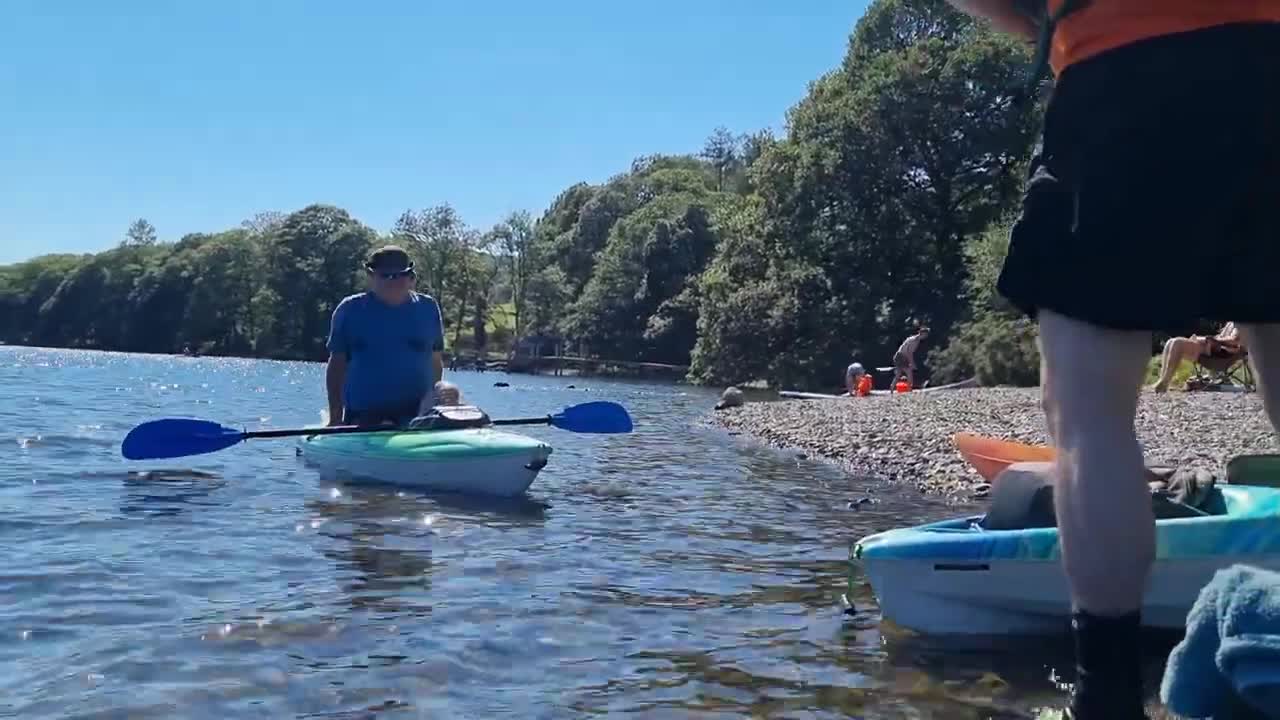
[326,353,347,425]
[325,302,349,425]
[945,0,1041,43]
[429,298,445,391]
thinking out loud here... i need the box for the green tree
[556,156,729,363]
[927,215,1041,386]
[394,204,469,312]
[493,210,535,337]
[183,230,261,355]
[690,0,1040,388]
[124,218,158,246]
[700,126,742,192]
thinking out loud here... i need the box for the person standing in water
[325,245,459,426]
[943,1,1280,717]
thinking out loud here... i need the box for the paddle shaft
[491,416,554,427]
[239,416,554,440]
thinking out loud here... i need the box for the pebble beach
[712,387,1279,500]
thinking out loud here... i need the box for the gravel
[711,387,1278,501]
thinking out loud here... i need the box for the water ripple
[0,345,1153,718]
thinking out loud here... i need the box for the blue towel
[1160,563,1280,719]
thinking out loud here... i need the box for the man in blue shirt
[325,245,454,426]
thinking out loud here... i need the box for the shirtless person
[892,327,929,389]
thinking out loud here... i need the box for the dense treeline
[0,0,1054,387]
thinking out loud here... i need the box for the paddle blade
[121,418,245,460]
[549,401,634,434]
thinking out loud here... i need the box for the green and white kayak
[298,427,553,496]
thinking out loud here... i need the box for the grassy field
[445,301,517,356]
[485,302,516,336]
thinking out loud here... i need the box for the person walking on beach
[324,245,459,427]
[943,1,1280,717]
[892,327,928,389]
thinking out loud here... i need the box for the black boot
[1067,609,1149,720]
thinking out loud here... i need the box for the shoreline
[711,387,1278,500]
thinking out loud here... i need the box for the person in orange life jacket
[324,245,460,427]
[944,2,1280,718]
[858,374,874,396]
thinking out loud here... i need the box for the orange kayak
[953,432,1055,482]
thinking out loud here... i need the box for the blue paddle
[121,400,634,461]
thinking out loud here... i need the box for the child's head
[432,380,461,406]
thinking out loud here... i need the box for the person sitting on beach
[844,361,868,396]
[1149,322,1242,392]
[893,327,929,390]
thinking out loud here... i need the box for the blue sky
[0,0,868,265]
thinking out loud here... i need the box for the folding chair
[1188,341,1255,392]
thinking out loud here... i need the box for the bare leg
[1152,338,1177,388]
[1041,310,1154,612]
[1238,324,1280,431]
[1149,337,1203,391]
[1039,310,1153,718]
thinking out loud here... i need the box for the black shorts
[997,22,1280,332]
[343,400,420,427]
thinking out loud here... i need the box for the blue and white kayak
[851,482,1280,636]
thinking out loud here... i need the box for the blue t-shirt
[326,291,445,412]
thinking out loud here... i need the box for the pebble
[711,388,1279,500]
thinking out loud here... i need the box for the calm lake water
[0,346,1172,718]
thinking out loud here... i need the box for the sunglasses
[370,268,415,280]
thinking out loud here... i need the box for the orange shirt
[1049,0,1280,74]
